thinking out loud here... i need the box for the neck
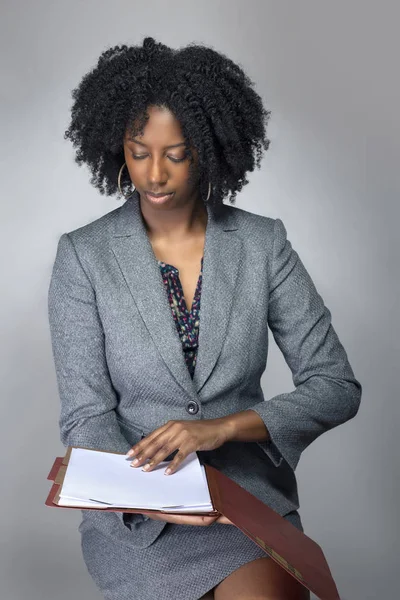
[139,192,208,243]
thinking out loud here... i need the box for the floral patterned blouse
[158,257,204,380]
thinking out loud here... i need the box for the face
[123,105,201,209]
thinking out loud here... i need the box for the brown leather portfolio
[46,447,341,600]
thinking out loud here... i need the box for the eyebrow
[129,139,186,149]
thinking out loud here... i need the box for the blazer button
[186,400,199,415]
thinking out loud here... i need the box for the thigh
[198,591,215,600]
[214,557,310,600]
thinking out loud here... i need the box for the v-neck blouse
[157,257,203,380]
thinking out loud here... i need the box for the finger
[126,424,170,458]
[129,431,173,468]
[163,447,190,475]
[162,514,217,526]
[140,441,180,472]
[171,514,219,526]
[147,513,219,526]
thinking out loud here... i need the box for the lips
[145,191,174,197]
[145,191,174,202]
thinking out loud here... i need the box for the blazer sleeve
[249,218,362,471]
[48,232,132,455]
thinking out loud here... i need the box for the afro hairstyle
[64,36,271,206]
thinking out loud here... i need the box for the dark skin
[121,105,310,600]
[123,106,231,527]
[124,105,207,312]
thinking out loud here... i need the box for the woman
[48,37,362,600]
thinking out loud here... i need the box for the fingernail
[126,450,134,457]
[131,458,139,465]
[165,468,172,475]
[142,464,150,471]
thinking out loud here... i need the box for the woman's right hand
[140,511,232,526]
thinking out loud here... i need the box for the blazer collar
[111,190,242,399]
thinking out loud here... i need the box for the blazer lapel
[111,190,242,399]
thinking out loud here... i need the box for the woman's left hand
[139,510,233,526]
[215,514,233,525]
[126,418,233,475]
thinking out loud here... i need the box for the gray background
[1,1,398,599]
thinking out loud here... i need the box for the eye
[131,153,188,162]
[168,156,186,163]
[131,154,187,163]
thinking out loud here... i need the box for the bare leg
[198,590,215,599]
[214,557,310,600]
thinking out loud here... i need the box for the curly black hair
[64,36,271,206]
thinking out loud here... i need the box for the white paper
[58,496,109,508]
[59,448,213,512]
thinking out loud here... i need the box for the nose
[148,156,168,186]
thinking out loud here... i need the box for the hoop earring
[205,181,211,202]
[118,162,136,198]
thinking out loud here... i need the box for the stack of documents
[58,447,214,513]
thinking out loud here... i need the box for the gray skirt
[79,511,303,600]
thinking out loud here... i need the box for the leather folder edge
[47,457,63,481]
[203,464,340,600]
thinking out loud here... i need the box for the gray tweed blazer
[48,190,362,548]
